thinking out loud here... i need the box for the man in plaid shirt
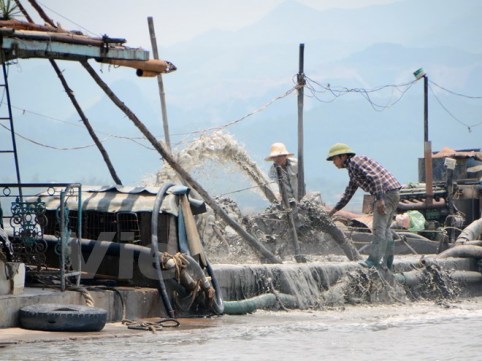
[326,143,401,270]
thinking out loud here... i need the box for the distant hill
[2,0,481,211]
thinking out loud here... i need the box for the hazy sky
[3,0,479,208]
[33,0,398,47]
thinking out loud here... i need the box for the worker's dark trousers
[369,190,400,267]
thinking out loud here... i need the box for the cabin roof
[30,185,206,216]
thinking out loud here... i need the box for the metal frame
[0,182,82,291]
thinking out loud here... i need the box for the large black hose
[456,218,482,244]
[178,254,224,315]
[151,182,175,318]
[437,245,482,259]
[205,260,224,315]
[59,238,221,316]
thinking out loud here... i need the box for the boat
[0,1,481,331]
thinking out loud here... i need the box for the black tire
[19,303,107,332]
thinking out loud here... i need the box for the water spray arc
[156,132,277,203]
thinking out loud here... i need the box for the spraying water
[155,131,276,203]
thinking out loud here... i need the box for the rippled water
[3,297,482,361]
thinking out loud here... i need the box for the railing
[0,183,82,291]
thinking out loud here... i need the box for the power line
[7,84,298,151]
[429,80,482,99]
[37,1,99,38]
[0,122,103,150]
[171,85,298,139]
[6,73,481,152]
[305,75,482,132]
[428,83,482,132]
[217,185,263,197]
[8,105,156,149]
[305,76,417,111]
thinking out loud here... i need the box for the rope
[121,318,180,333]
[85,285,127,320]
[70,286,95,307]
[69,285,128,320]
[169,252,189,282]
[164,252,211,312]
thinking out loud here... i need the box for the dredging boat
[0,0,482,332]
[0,145,480,324]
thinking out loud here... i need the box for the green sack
[407,210,426,232]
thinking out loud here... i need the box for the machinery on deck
[362,147,482,249]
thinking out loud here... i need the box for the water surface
[3,297,482,361]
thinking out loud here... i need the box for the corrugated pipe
[223,293,299,315]
[395,270,482,286]
[456,218,482,244]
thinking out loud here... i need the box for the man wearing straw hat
[326,143,401,270]
[265,142,299,203]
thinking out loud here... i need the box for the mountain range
[1,0,481,211]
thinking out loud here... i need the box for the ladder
[0,53,22,199]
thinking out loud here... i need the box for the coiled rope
[121,318,180,333]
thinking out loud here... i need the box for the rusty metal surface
[0,19,175,69]
[432,147,482,161]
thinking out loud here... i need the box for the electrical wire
[0,122,106,150]
[305,76,417,111]
[429,79,482,99]
[217,185,263,197]
[428,83,482,132]
[37,1,99,38]
[8,106,156,150]
[305,75,482,132]
[173,85,298,137]
[4,70,481,153]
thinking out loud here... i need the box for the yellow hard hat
[265,142,294,161]
[326,143,355,161]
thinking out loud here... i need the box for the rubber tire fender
[19,303,107,332]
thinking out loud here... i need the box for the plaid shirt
[334,155,401,211]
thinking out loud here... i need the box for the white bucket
[0,261,25,295]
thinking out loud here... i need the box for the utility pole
[148,17,171,150]
[414,68,433,206]
[275,164,306,263]
[423,73,434,206]
[297,43,306,201]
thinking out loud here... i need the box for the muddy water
[3,298,482,361]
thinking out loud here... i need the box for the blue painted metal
[1,37,149,61]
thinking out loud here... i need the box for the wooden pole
[23,0,123,185]
[275,164,306,263]
[50,60,123,185]
[423,75,433,206]
[26,0,55,26]
[147,17,171,150]
[13,0,34,22]
[297,44,306,201]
